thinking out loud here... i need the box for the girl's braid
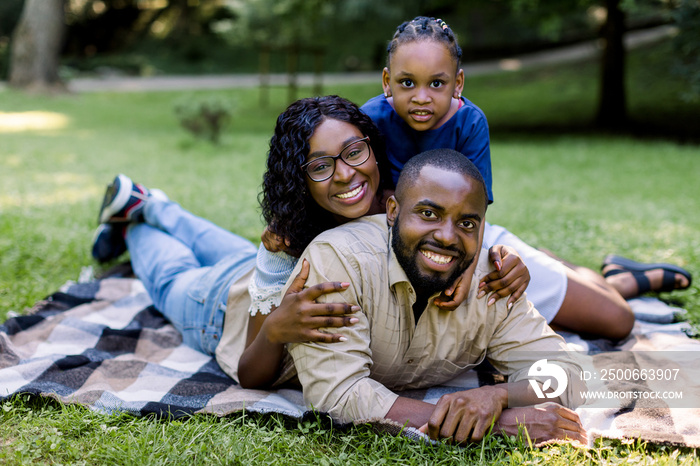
[386,16,462,70]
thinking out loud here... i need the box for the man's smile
[420,249,455,265]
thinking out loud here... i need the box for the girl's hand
[434,256,478,311]
[261,259,359,345]
[478,245,530,309]
[261,226,292,254]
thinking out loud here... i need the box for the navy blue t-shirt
[361,94,493,203]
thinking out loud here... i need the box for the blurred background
[1,0,699,323]
[1,0,698,137]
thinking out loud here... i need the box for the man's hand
[494,403,587,444]
[261,259,359,345]
[478,245,530,309]
[418,385,508,444]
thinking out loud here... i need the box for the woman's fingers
[286,259,311,294]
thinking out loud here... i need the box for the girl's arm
[434,245,530,311]
[477,245,530,308]
[238,258,359,389]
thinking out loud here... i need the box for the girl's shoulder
[361,94,393,119]
[454,96,488,124]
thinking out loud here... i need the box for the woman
[92,96,528,389]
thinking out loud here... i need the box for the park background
[1,0,700,464]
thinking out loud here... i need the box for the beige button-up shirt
[286,214,580,424]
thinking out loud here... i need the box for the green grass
[1,39,699,463]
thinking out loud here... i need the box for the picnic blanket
[2,270,700,448]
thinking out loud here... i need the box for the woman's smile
[334,182,366,201]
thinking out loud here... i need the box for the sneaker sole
[91,224,127,263]
[99,174,136,224]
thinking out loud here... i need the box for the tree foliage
[671,0,700,102]
[223,0,337,48]
[501,0,695,129]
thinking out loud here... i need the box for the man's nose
[433,221,458,246]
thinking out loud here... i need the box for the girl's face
[382,40,464,132]
[305,118,381,223]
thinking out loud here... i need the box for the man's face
[387,166,486,297]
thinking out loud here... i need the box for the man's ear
[386,195,399,226]
[382,67,392,98]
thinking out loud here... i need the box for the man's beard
[391,218,474,298]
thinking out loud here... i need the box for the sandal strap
[659,269,677,293]
[630,271,652,295]
[602,268,627,279]
[603,268,681,294]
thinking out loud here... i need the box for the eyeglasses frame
[301,136,372,182]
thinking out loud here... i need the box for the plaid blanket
[2,274,699,447]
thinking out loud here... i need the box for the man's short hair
[395,149,489,210]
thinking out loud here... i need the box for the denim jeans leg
[126,206,257,355]
[144,200,257,267]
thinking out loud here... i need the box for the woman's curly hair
[260,95,389,257]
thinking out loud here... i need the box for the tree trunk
[9,0,66,92]
[596,0,627,129]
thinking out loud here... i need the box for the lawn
[1,39,699,463]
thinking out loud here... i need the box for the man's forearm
[385,381,558,432]
[385,396,436,428]
[507,380,564,407]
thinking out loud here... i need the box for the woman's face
[305,118,381,223]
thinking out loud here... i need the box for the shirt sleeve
[247,242,298,316]
[484,296,585,409]
[286,241,399,424]
[456,107,493,203]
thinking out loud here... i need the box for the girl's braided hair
[260,95,390,257]
[386,16,462,71]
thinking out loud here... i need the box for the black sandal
[601,254,692,294]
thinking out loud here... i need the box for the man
[286,148,586,444]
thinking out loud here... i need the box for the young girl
[361,16,691,339]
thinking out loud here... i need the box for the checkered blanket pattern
[2,276,699,447]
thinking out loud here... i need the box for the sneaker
[91,224,127,263]
[98,174,151,224]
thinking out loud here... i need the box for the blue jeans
[126,200,257,356]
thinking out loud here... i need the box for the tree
[224,0,341,102]
[596,0,627,129]
[505,0,644,130]
[9,0,66,92]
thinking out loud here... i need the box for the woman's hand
[261,259,359,345]
[239,259,358,388]
[261,226,293,254]
[478,245,530,309]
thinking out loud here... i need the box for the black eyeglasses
[301,137,372,182]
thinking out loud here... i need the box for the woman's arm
[238,259,359,388]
